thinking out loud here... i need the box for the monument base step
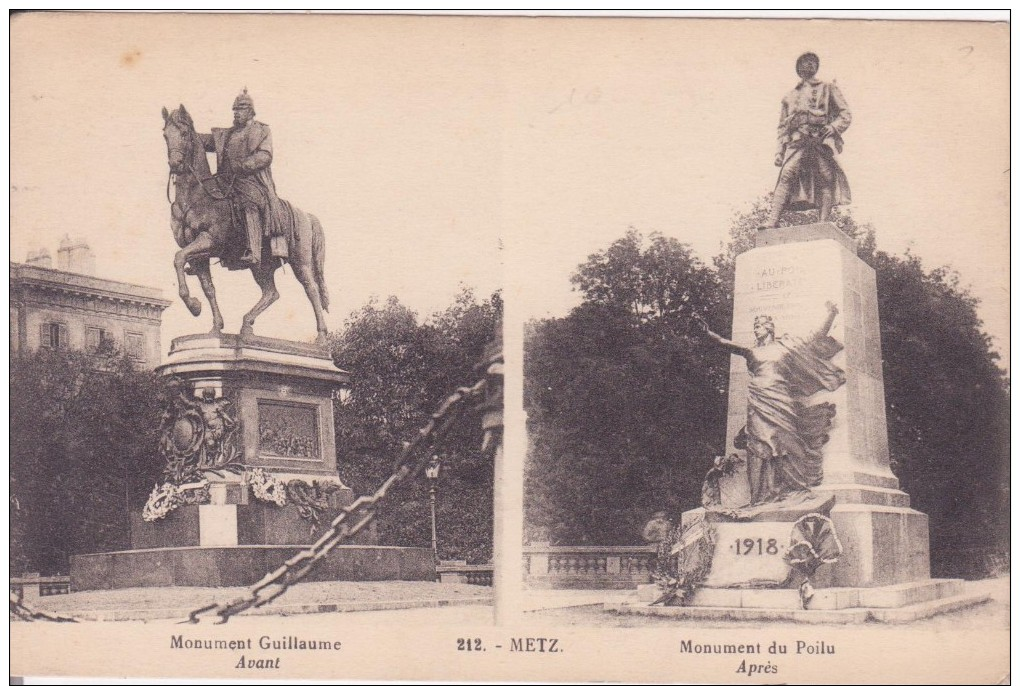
[70,544,435,591]
[606,601,872,624]
[608,590,989,624]
[867,592,992,623]
[637,578,964,609]
[625,579,988,623]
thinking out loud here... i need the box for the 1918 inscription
[733,538,780,556]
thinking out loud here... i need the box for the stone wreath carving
[247,467,346,532]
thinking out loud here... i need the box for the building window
[125,332,145,360]
[40,322,68,350]
[86,327,114,352]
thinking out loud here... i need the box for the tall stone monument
[715,222,928,590]
[619,56,990,622]
[622,222,992,621]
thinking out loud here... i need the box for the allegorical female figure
[695,303,846,505]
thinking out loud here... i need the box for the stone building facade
[10,238,172,367]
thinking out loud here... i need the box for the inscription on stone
[702,522,794,588]
[753,264,804,294]
[257,401,320,460]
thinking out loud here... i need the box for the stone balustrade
[10,573,71,601]
[523,544,658,589]
[436,561,494,586]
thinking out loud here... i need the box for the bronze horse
[161,105,330,344]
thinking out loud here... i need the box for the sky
[10,14,504,354]
[500,19,1010,369]
[10,15,1009,368]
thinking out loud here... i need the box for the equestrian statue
[161,90,330,344]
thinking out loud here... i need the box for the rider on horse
[197,89,289,265]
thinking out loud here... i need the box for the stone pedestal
[70,334,437,589]
[685,223,929,589]
[136,333,367,549]
[160,333,349,483]
[71,545,435,590]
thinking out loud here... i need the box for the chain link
[184,377,487,624]
[9,590,78,623]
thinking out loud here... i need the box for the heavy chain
[9,590,78,623]
[184,377,487,624]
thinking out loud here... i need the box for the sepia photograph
[9,10,1011,685]
[10,12,503,674]
[515,14,1009,684]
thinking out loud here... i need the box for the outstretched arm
[812,301,839,339]
[693,313,750,357]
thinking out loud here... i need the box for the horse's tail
[311,214,330,312]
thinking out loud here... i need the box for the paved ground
[219,603,495,627]
[521,589,635,612]
[522,575,1010,630]
[23,576,1008,628]
[30,580,492,622]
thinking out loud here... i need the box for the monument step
[636,579,966,610]
[867,592,991,623]
[71,544,435,590]
[605,601,871,625]
[857,578,964,608]
[606,588,990,624]
[812,484,911,507]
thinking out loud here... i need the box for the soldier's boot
[763,183,791,229]
[241,208,262,265]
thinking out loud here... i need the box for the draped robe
[737,333,846,505]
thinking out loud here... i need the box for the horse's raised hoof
[185,297,202,317]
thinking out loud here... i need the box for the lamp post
[425,455,442,571]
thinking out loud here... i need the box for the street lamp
[425,455,442,570]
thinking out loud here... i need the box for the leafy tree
[329,288,501,563]
[870,251,1009,577]
[525,232,726,545]
[571,229,723,329]
[10,348,166,574]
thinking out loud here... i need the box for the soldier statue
[197,89,288,264]
[765,53,852,229]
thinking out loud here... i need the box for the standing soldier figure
[198,89,288,264]
[765,53,852,229]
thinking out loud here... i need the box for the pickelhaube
[232,88,254,110]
